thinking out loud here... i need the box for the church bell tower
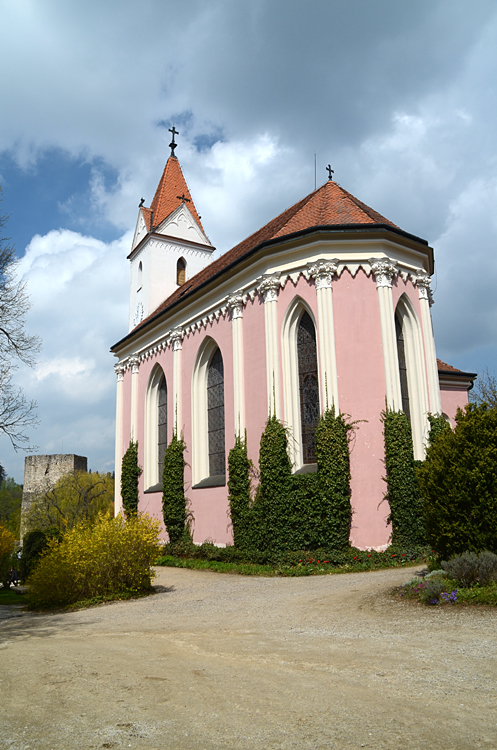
[127,129,214,331]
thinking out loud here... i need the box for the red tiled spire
[146,156,204,232]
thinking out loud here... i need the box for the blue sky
[1,0,497,482]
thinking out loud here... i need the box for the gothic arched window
[395,312,411,422]
[207,348,225,477]
[297,311,320,463]
[177,257,186,285]
[158,375,168,480]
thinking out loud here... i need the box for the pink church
[111,145,475,550]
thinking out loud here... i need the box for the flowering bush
[26,513,161,609]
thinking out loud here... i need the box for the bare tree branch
[0,188,41,450]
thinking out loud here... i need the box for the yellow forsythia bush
[26,513,161,609]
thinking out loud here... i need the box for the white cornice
[114,251,434,365]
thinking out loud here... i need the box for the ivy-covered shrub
[162,433,189,543]
[382,409,424,548]
[26,513,161,609]
[227,433,252,549]
[315,408,352,550]
[428,413,450,446]
[227,410,354,553]
[418,403,497,558]
[255,415,292,552]
[121,441,141,518]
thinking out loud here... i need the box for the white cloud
[3,228,129,480]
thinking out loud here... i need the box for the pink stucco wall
[119,264,472,552]
[333,269,390,549]
[440,387,469,426]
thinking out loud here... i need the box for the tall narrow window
[207,348,225,477]
[137,261,143,290]
[395,313,411,422]
[177,257,186,285]
[158,376,168,479]
[297,311,320,463]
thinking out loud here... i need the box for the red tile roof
[114,178,428,348]
[146,155,204,232]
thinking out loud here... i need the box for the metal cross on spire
[327,164,334,181]
[177,193,191,203]
[169,126,179,156]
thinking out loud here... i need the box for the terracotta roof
[141,207,152,231]
[437,358,462,373]
[147,155,204,232]
[114,179,428,347]
[437,358,477,378]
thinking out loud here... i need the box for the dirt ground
[0,565,496,750]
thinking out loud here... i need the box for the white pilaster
[257,273,282,417]
[114,363,125,516]
[170,327,184,434]
[129,356,140,441]
[416,271,442,414]
[369,259,402,410]
[227,292,246,436]
[307,259,340,411]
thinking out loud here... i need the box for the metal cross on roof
[327,164,334,181]
[177,193,191,203]
[169,126,179,156]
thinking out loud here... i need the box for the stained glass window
[395,314,411,422]
[207,348,225,476]
[297,312,320,463]
[158,376,168,479]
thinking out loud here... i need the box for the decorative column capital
[227,291,245,320]
[369,258,398,288]
[416,270,434,306]
[257,273,281,303]
[114,363,125,381]
[170,327,184,351]
[307,259,340,289]
[129,356,140,375]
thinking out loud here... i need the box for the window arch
[282,299,321,470]
[177,257,186,285]
[298,311,320,463]
[144,365,168,490]
[137,260,143,290]
[394,294,429,460]
[207,348,225,477]
[192,338,226,486]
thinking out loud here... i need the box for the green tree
[162,433,189,543]
[0,523,16,588]
[0,476,23,537]
[121,441,141,518]
[24,471,114,533]
[418,403,497,558]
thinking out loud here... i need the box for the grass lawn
[0,587,27,605]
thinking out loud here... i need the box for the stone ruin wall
[21,454,87,538]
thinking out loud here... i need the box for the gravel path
[0,565,496,750]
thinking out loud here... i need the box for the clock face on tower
[134,302,144,326]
